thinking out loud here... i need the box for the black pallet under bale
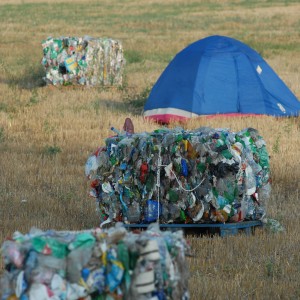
[123,220,263,237]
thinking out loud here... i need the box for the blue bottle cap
[81,268,90,281]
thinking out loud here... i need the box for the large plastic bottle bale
[86,126,271,226]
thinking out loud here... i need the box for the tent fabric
[144,35,300,123]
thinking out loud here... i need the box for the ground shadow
[0,64,46,90]
[16,65,47,89]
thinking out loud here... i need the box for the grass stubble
[0,1,300,299]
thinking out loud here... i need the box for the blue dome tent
[144,35,300,123]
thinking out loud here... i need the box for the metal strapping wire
[156,145,162,223]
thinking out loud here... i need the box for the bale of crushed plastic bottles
[0,223,190,299]
[41,36,125,86]
[85,126,271,226]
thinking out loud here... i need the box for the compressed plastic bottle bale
[0,225,191,299]
[86,126,271,225]
[41,36,125,86]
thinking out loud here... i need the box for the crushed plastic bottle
[262,218,285,233]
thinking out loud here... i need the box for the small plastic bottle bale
[41,36,125,86]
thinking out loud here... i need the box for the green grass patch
[0,127,5,143]
[43,145,61,156]
[0,103,9,112]
[124,50,144,64]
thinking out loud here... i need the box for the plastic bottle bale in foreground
[41,36,125,86]
[85,127,271,226]
[0,223,191,300]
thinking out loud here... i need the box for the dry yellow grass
[0,1,300,299]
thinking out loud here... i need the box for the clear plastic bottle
[244,165,257,195]
[2,241,24,268]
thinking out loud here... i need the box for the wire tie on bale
[156,145,162,224]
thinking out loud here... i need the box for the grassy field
[0,0,300,299]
